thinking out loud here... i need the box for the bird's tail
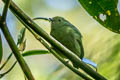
[82,58,97,69]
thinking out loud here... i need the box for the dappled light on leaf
[78,0,120,33]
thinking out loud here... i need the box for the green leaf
[18,39,26,51]
[17,28,26,45]
[78,0,120,33]
[0,34,3,63]
[22,50,50,57]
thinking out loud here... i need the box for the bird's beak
[33,17,53,22]
[48,18,53,22]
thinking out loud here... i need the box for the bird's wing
[69,27,97,69]
[76,36,84,59]
[70,29,84,59]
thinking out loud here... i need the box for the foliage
[78,0,120,33]
[22,50,49,57]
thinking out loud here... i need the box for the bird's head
[33,16,70,30]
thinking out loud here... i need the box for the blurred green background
[0,0,120,80]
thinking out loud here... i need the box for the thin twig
[0,53,12,70]
[0,61,17,78]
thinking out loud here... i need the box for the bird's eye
[58,19,61,22]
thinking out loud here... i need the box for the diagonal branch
[27,27,92,80]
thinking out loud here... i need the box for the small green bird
[34,16,84,68]
[33,16,97,69]
[50,16,84,59]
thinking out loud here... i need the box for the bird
[50,17,84,57]
[33,16,97,69]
